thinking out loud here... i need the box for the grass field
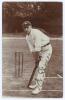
[2,37,63,98]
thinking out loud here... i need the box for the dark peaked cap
[22,21,32,28]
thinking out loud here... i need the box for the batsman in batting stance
[22,21,52,94]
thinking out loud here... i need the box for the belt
[42,42,50,47]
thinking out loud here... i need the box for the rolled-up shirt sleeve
[34,36,41,51]
[26,35,35,52]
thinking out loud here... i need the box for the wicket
[15,52,23,77]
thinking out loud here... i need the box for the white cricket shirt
[26,28,50,52]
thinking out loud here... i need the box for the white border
[0,0,64,2]
[0,0,2,99]
[0,0,64,100]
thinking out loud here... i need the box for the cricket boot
[32,86,42,94]
[29,84,37,89]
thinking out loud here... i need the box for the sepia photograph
[2,2,63,98]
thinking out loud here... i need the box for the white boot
[32,87,42,94]
[29,84,37,89]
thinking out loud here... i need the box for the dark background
[2,2,63,37]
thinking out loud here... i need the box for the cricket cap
[22,21,32,28]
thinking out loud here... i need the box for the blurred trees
[2,2,62,37]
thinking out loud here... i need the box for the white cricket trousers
[35,44,52,89]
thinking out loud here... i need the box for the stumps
[15,52,23,77]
